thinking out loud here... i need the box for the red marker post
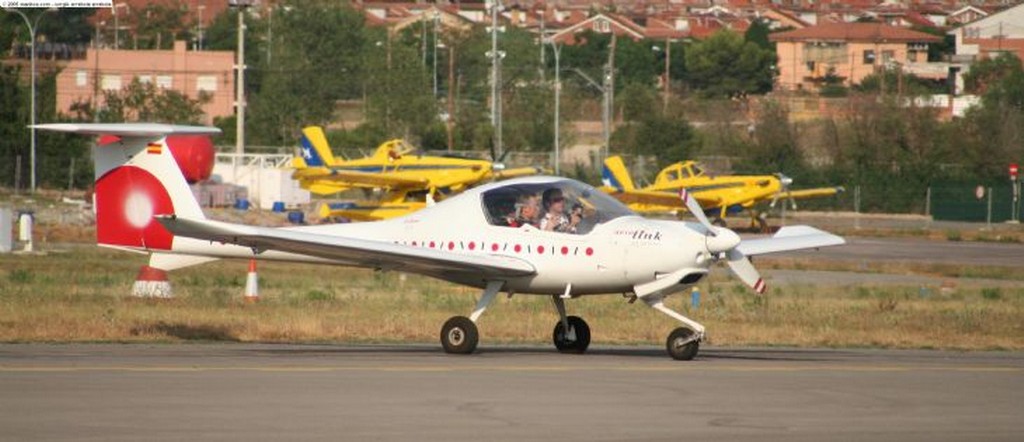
[1011,163,1020,224]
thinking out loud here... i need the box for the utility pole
[603,34,616,162]
[547,38,562,175]
[197,4,206,50]
[230,0,254,157]
[5,7,57,193]
[664,37,670,113]
[432,11,439,97]
[538,11,545,82]
[113,4,119,49]
[447,43,456,152]
[487,1,505,159]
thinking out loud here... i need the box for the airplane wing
[291,167,429,189]
[599,186,722,211]
[493,166,544,179]
[777,186,845,201]
[736,226,845,256]
[157,216,536,280]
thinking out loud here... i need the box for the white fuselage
[156,177,712,296]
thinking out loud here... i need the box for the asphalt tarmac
[1,344,1021,441]
[781,236,1024,267]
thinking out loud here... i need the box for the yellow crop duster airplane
[291,126,542,221]
[600,156,844,231]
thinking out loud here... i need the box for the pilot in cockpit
[540,188,581,233]
[506,194,540,228]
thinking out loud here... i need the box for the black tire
[712,217,728,228]
[666,327,700,361]
[440,316,478,354]
[755,215,770,233]
[552,316,591,354]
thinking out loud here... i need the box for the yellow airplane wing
[599,186,723,211]
[292,167,429,189]
[319,200,427,222]
[493,166,544,179]
[777,186,845,201]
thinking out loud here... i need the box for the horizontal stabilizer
[33,123,221,137]
[736,225,845,256]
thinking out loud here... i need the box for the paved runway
[785,237,1024,267]
[1,344,1021,441]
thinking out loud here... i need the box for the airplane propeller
[679,188,767,295]
[769,173,798,211]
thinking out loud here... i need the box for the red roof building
[771,22,942,91]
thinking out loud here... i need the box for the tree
[684,30,776,98]
[360,29,438,147]
[963,53,1023,95]
[0,65,29,189]
[855,67,945,96]
[247,1,369,145]
[126,3,192,50]
[738,100,806,176]
[69,78,209,124]
[744,19,773,53]
[611,114,699,167]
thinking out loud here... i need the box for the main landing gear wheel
[666,327,700,361]
[712,217,728,228]
[441,316,478,354]
[754,212,769,233]
[552,316,591,354]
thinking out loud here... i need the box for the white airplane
[37,123,844,360]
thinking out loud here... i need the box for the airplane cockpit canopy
[481,180,635,234]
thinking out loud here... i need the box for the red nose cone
[165,135,215,184]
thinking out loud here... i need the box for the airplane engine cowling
[166,135,215,184]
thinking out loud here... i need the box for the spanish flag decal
[146,143,162,154]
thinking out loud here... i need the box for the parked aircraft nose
[705,227,740,255]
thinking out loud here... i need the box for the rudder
[601,155,636,191]
[34,123,219,251]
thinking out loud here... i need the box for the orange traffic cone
[244,258,259,303]
[132,265,172,298]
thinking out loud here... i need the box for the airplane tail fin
[296,126,337,168]
[33,123,219,251]
[601,155,636,191]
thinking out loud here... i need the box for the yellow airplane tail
[601,156,636,191]
[294,126,338,168]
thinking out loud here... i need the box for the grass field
[1,246,1022,350]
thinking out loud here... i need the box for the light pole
[486,0,505,159]
[569,68,610,167]
[546,38,562,175]
[197,4,206,50]
[113,3,127,49]
[6,7,57,194]
[432,11,439,97]
[652,39,671,113]
[229,0,255,157]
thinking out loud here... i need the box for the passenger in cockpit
[540,188,581,233]
[506,194,540,228]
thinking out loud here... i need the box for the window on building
[863,50,875,65]
[908,51,918,63]
[137,75,152,84]
[196,75,217,92]
[882,50,894,63]
[75,70,87,87]
[594,19,610,33]
[156,75,172,89]
[101,75,121,91]
[806,61,816,73]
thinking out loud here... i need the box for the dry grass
[1,246,1022,350]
